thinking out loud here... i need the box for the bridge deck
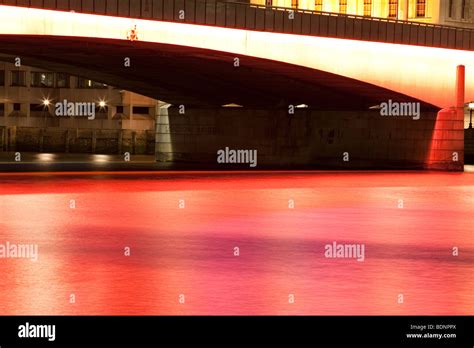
[1,0,473,51]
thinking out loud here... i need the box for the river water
[0,170,472,315]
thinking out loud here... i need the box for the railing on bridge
[1,0,473,50]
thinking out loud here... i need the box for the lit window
[292,0,299,8]
[315,0,323,11]
[388,0,398,18]
[77,78,107,89]
[363,0,372,16]
[31,72,54,87]
[416,0,426,17]
[339,0,347,14]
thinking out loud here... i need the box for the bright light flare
[92,154,110,163]
[36,153,56,162]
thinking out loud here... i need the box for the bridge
[0,0,473,170]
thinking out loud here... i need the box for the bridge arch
[0,4,473,108]
[0,35,437,110]
[0,4,469,170]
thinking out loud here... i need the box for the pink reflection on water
[0,171,473,315]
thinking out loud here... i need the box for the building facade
[0,62,159,121]
[251,0,474,28]
[0,62,159,154]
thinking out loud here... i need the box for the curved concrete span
[0,5,469,170]
[0,4,473,108]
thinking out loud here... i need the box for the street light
[468,102,474,129]
[41,98,52,119]
[98,99,107,119]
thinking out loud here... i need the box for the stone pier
[155,106,447,170]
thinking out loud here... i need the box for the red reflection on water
[0,171,473,315]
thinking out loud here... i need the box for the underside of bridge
[0,35,437,110]
[0,35,463,170]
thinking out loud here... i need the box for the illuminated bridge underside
[0,5,473,108]
[0,5,468,171]
[0,36,435,109]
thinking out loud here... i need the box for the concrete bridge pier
[427,65,465,171]
[155,106,443,170]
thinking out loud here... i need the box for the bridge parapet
[1,0,473,51]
